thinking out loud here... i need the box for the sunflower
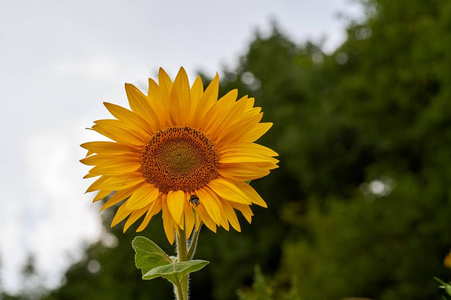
[81,67,278,244]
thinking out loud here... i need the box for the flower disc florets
[141,126,219,193]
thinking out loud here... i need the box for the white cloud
[0,127,103,293]
[55,57,118,81]
[0,189,27,293]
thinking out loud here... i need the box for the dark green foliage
[285,173,451,299]
[222,0,451,298]
[237,266,273,300]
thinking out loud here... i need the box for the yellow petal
[195,209,202,231]
[216,113,263,145]
[125,184,159,210]
[196,188,222,225]
[220,142,279,157]
[234,181,267,208]
[209,94,247,140]
[218,164,270,181]
[219,152,274,164]
[91,123,144,147]
[93,189,111,203]
[220,199,241,232]
[86,176,108,193]
[83,172,99,179]
[111,203,132,227]
[137,198,162,232]
[245,97,255,110]
[248,161,279,170]
[100,174,145,191]
[162,197,176,244]
[195,204,217,233]
[167,190,186,225]
[101,186,138,211]
[184,199,195,238]
[243,106,261,117]
[124,83,159,132]
[189,76,204,119]
[158,68,173,116]
[80,153,140,166]
[80,155,103,166]
[240,122,273,143]
[170,67,191,125]
[123,205,149,232]
[104,102,153,135]
[220,211,230,231]
[207,178,251,205]
[89,160,141,176]
[94,119,148,143]
[192,74,219,128]
[148,78,162,105]
[81,141,138,155]
[147,78,167,128]
[230,202,254,223]
[203,89,238,133]
[243,98,262,117]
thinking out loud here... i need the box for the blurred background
[1,0,451,299]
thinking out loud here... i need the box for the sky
[0,0,362,294]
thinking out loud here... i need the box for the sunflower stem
[176,229,189,300]
[187,224,202,259]
[174,277,184,300]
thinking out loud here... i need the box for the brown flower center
[141,126,219,193]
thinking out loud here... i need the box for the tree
[238,0,451,298]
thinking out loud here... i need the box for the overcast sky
[0,0,362,294]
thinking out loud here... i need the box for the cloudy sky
[0,0,362,294]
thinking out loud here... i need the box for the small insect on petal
[190,194,200,206]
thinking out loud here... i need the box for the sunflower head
[81,67,278,244]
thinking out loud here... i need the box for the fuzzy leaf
[132,236,172,276]
[143,260,209,281]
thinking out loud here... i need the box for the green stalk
[187,224,202,259]
[174,277,184,300]
[175,229,188,300]
[174,219,202,299]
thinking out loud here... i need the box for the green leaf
[435,277,447,286]
[132,236,172,276]
[143,260,210,281]
[435,277,451,297]
[132,236,209,284]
